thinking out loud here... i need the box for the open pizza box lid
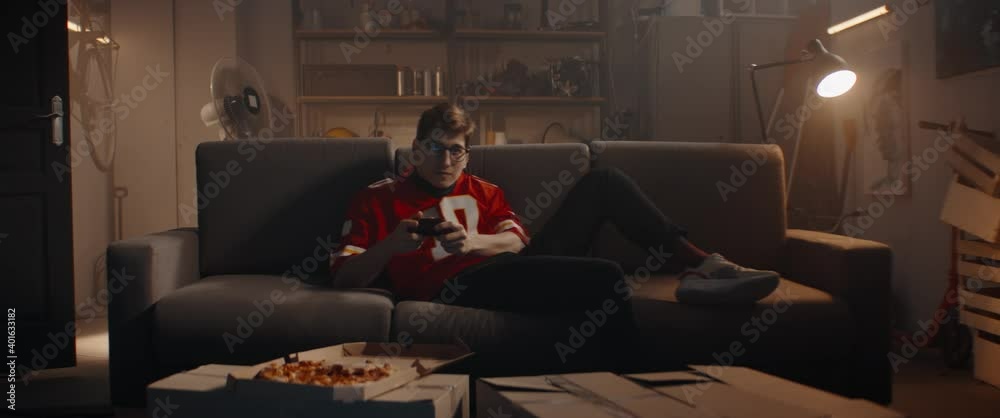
[226,341,473,402]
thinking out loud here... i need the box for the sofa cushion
[153,275,394,369]
[630,274,854,370]
[396,143,591,236]
[197,138,393,276]
[590,141,786,271]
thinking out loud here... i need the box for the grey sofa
[108,138,893,407]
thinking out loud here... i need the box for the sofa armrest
[779,229,892,299]
[779,229,893,404]
[107,228,200,407]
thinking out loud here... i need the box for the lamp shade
[805,39,856,98]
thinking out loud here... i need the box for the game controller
[409,217,448,236]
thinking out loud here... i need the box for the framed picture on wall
[837,40,910,196]
[936,0,1000,78]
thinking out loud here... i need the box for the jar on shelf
[433,66,445,97]
[412,68,425,96]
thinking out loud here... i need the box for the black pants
[441,168,689,370]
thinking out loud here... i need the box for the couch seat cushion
[154,275,394,369]
[632,274,854,370]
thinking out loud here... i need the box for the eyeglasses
[424,140,470,161]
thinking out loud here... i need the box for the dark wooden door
[1,1,76,373]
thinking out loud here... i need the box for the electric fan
[200,57,273,140]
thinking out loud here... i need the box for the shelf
[299,96,449,105]
[462,96,605,106]
[294,28,606,42]
[298,96,603,106]
[454,28,606,41]
[295,29,440,40]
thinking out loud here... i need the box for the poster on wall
[936,0,1000,78]
[837,40,910,196]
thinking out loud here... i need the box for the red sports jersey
[330,172,530,301]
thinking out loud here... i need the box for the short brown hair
[416,103,476,145]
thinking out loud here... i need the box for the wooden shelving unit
[293,0,610,143]
[465,96,606,105]
[299,96,449,105]
[452,28,605,41]
[294,28,440,40]
[300,95,604,106]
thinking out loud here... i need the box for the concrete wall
[111,0,178,240]
[74,0,290,316]
[174,0,238,227]
[831,0,1000,332]
[68,21,115,313]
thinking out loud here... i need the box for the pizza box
[940,175,1000,243]
[147,364,254,418]
[147,365,470,418]
[477,367,904,418]
[225,342,473,402]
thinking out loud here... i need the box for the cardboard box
[940,175,1000,243]
[945,148,1000,196]
[226,342,472,402]
[952,133,1000,180]
[955,239,1000,286]
[477,367,905,418]
[148,365,469,418]
[959,287,1000,316]
[960,308,1000,336]
[972,331,1000,389]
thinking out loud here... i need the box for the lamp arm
[748,56,813,143]
[748,57,812,72]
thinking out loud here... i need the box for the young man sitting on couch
[330,104,780,369]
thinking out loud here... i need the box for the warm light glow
[816,70,857,98]
[96,36,111,45]
[827,5,890,35]
[67,20,82,32]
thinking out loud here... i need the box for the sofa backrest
[195,138,785,276]
[589,141,787,271]
[196,138,393,276]
[396,143,592,236]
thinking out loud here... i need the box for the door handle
[35,96,64,146]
